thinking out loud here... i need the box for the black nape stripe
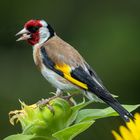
[47,24,55,39]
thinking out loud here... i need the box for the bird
[16,19,133,122]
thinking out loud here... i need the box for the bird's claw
[36,98,55,114]
[46,104,55,115]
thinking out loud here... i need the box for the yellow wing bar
[55,64,88,89]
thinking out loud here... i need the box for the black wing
[84,62,104,85]
[71,65,133,122]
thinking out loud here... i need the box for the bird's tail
[105,99,134,122]
[89,85,134,122]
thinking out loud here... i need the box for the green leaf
[76,104,140,123]
[71,99,92,112]
[53,121,94,140]
[3,134,34,140]
[3,134,50,140]
[66,99,93,126]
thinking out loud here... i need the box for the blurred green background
[0,0,140,139]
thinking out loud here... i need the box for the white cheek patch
[38,27,50,45]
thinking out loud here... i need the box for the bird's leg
[37,89,63,106]
[46,104,55,115]
[55,89,78,105]
[37,90,78,111]
[61,93,78,106]
[37,98,55,114]
[36,89,63,113]
[55,88,63,96]
[37,98,50,106]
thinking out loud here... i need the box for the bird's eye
[27,26,40,33]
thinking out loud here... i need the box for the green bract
[4,96,139,140]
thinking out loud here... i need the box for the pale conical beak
[16,28,29,36]
[16,28,31,41]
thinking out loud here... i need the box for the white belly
[41,65,77,91]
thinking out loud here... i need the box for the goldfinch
[16,19,133,122]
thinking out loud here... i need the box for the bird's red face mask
[16,20,42,46]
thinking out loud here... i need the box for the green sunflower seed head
[9,97,72,138]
